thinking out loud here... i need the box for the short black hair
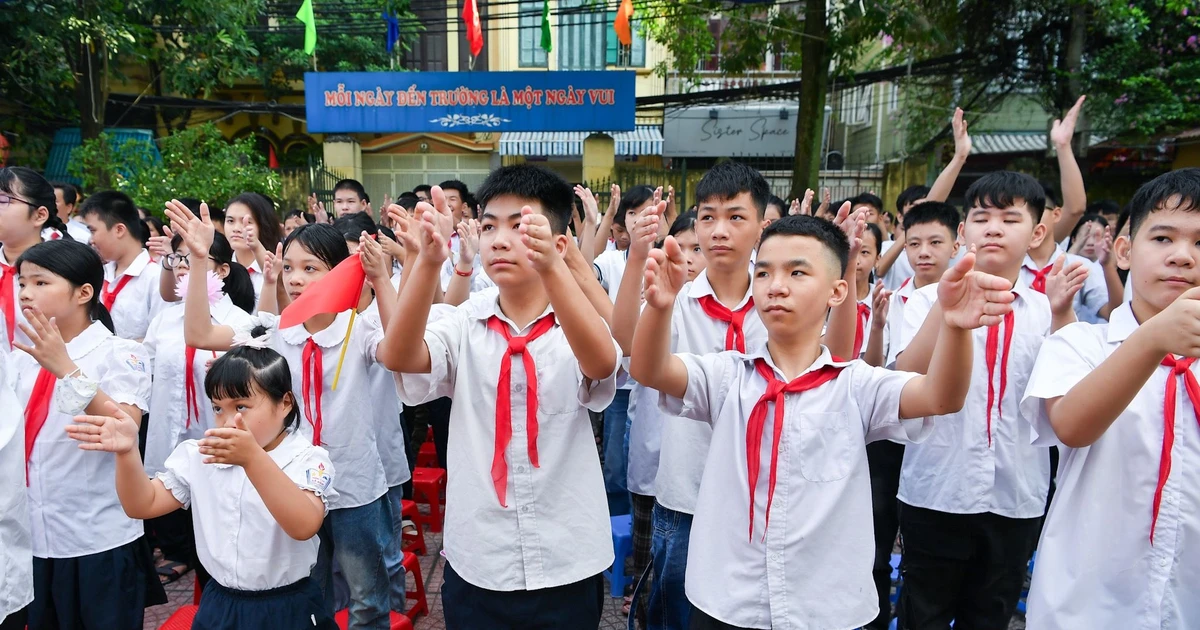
[668,210,697,238]
[1040,179,1062,209]
[285,209,316,224]
[78,190,142,236]
[412,184,432,196]
[862,222,884,255]
[51,181,77,206]
[758,214,850,277]
[963,171,1046,223]
[282,223,351,270]
[1127,168,1200,238]
[852,192,884,213]
[205,346,300,431]
[1086,199,1121,218]
[439,180,469,199]
[333,212,378,240]
[903,201,960,235]
[767,195,786,213]
[178,197,223,223]
[695,161,771,218]
[616,186,655,230]
[333,179,368,203]
[475,164,574,235]
[896,185,931,214]
[396,193,419,211]
[1068,213,1109,245]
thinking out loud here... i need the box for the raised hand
[164,199,216,256]
[952,107,972,159]
[416,203,449,265]
[665,185,676,217]
[456,218,481,265]
[795,188,815,216]
[1146,286,1200,358]
[65,400,139,454]
[608,184,622,217]
[643,236,688,309]
[262,242,284,284]
[1050,95,1086,149]
[936,248,1017,330]
[832,202,865,253]
[359,231,390,285]
[15,306,77,377]
[575,185,599,226]
[520,206,563,273]
[629,200,665,259]
[148,224,174,260]
[871,281,892,331]
[242,214,265,255]
[1095,225,1115,266]
[817,187,832,217]
[1045,254,1088,315]
[199,413,264,466]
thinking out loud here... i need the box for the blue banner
[304,71,636,133]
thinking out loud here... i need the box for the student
[0,357,32,630]
[412,185,432,204]
[222,193,283,300]
[853,192,886,228]
[68,346,338,629]
[171,204,398,630]
[764,195,786,223]
[78,191,166,341]
[333,180,370,218]
[380,165,620,629]
[595,186,657,301]
[853,223,884,362]
[284,210,316,237]
[10,239,165,629]
[1020,167,1200,628]
[1067,213,1108,262]
[629,214,1012,629]
[51,181,91,243]
[0,168,76,354]
[593,184,629,258]
[439,180,471,227]
[893,171,1085,630]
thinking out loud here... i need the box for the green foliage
[69,124,280,213]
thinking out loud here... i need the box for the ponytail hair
[0,167,72,242]
[170,231,257,314]
[16,240,113,332]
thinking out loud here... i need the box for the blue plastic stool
[603,514,634,597]
[1016,551,1037,614]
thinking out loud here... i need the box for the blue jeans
[313,495,398,630]
[383,486,409,612]
[603,389,632,516]
[647,501,693,630]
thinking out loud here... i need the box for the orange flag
[280,255,365,328]
[614,0,634,46]
[463,0,484,58]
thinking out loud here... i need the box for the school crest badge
[306,463,331,493]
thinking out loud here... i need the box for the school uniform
[851,284,876,359]
[894,282,1052,630]
[439,255,495,294]
[625,374,661,623]
[663,343,931,629]
[245,259,265,302]
[594,247,634,515]
[393,294,619,628]
[157,430,338,629]
[0,246,32,356]
[1020,246,1108,322]
[12,321,165,629]
[1020,304,1200,629]
[651,269,767,629]
[103,249,167,340]
[0,360,32,627]
[65,218,91,244]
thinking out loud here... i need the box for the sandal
[402,519,419,536]
[156,559,192,584]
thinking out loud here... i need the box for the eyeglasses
[164,254,218,269]
[0,193,35,207]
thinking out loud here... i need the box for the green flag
[540,0,552,53]
[297,0,317,55]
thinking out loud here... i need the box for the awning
[971,132,1104,155]
[499,126,663,157]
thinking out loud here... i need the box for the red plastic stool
[401,551,430,621]
[400,499,427,555]
[416,441,438,468]
[411,467,447,533]
[333,609,413,630]
[158,576,204,629]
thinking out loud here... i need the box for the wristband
[454,265,473,277]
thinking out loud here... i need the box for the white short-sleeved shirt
[157,430,337,591]
[245,259,265,302]
[1020,247,1108,323]
[239,311,389,511]
[439,255,495,294]
[895,282,1051,518]
[626,376,662,496]
[0,247,32,356]
[1020,304,1200,629]
[666,344,928,629]
[393,296,619,591]
[66,218,92,244]
[884,279,921,368]
[593,248,628,303]
[0,360,33,621]
[13,322,151,557]
[104,249,166,340]
[654,270,767,514]
[361,298,410,488]
[142,296,254,476]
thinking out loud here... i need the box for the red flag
[463,0,484,58]
[268,144,280,169]
[279,255,365,328]
[614,0,633,46]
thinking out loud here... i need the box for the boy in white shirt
[380,165,620,629]
[894,171,1086,629]
[630,214,1014,629]
[1021,168,1200,629]
[79,191,166,341]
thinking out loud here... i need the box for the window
[887,83,899,113]
[519,0,548,68]
[842,85,874,126]
[558,0,606,70]
[604,13,645,67]
[402,5,448,71]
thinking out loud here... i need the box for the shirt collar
[266,430,311,468]
[210,294,236,324]
[1022,245,1064,272]
[108,249,152,278]
[279,309,354,348]
[1106,302,1138,344]
[467,292,555,334]
[1010,278,1039,304]
[686,268,753,310]
[67,321,112,359]
[744,340,853,380]
[247,259,263,274]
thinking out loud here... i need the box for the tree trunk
[791,0,830,197]
[1063,1,1087,155]
[72,29,110,188]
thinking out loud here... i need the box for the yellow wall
[1175,143,1200,169]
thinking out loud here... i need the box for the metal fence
[277,157,351,212]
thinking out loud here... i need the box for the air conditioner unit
[824,150,845,170]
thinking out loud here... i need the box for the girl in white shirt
[222,193,283,301]
[168,201,399,630]
[10,239,165,629]
[141,231,256,584]
[68,345,338,630]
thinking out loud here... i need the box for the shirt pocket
[797,412,853,482]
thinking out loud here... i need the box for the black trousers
[0,608,27,630]
[405,397,451,472]
[689,606,756,630]
[442,562,603,630]
[897,503,1039,630]
[864,440,905,630]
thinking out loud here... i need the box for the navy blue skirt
[192,577,337,630]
